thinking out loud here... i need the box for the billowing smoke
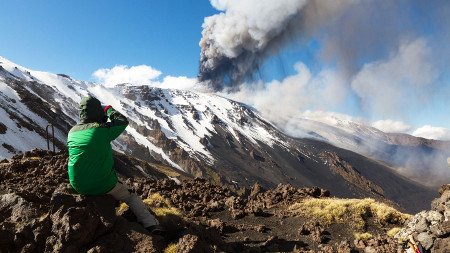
[199,0,358,90]
[199,0,450,91]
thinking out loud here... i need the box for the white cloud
[371,119,412,133]
[93,65,162,87]
[92,65,198,90]
[412,125,450,141]
[351,38,438,118]
[156,76,198,90]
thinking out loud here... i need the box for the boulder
[417,232,435,250]
[176,234,213,253]
[396,184,450,251]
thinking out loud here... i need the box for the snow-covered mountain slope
[0,57,82,156]
[284,114,450,187]
[88,84,288,168]
[0,56,438,212]
[0,55,287,172]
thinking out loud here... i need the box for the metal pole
[46,125,55,152]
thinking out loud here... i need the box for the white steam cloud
[200,0,450,90]
[226,37,449,139]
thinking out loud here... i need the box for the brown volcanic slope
[0,149,422,253]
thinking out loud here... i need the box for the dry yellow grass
[354,232,373,241]
[143,193,170,206]
[289,198,411,229]
[152,206,181,217]
[143,193,181,217]
[115,193,181,217]
[163,243,177,253]
[116,202,129,215]
[387,227,401,238]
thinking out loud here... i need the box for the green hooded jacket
[67,96,128,195]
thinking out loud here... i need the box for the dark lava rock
[0,150,162,253]
[230,209,245,220]
[2,148,380,253]
[206,218,225,234]
[176,234,214,253]
[262,235,279,251]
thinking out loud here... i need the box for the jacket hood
[79,96,104,123]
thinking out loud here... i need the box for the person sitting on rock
[67,96,164,235]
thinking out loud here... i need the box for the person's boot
[146,225,166,236]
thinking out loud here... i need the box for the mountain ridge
[0,56,439,212]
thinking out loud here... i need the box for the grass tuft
[143,193,181,217]
[115,193,181,217]
[354,232,373,241]
[289,198,411,229]
[116,202,129,216]
[163,243,177,253]
[387,227,401,238]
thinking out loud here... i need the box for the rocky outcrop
[0,150,168,253]
[396,184,450,252]
[0,186,161,253]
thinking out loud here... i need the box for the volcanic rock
[206,219,225,234]
[417,232,434,250]
[396,184,450,251]
[0,148,420,252]
[176,234,213,253]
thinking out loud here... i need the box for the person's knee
[108,183,132,201]
[127,193,144,205]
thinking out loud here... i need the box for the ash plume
[199,0,450,91]
[198,0,359,90]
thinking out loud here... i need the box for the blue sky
[0,1,449,138]
[0,1,320,82]
[0,1,217,80]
